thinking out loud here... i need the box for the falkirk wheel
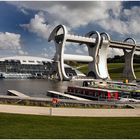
[48,24,140,81]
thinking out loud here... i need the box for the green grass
[78,63,140,80]
[108,63,140,80]
[0,113,140,139]
[108,63,124,80]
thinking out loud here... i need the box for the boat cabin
[67,86,119,101]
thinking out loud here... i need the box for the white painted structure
[47,90,90,101]
[122,38,136,80]
[7,90,30,98]
[64,54,93,62]
[0,56,52,65]
[48,25,111,80]
[48,24,140,81]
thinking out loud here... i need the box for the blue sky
[0,1,140,58]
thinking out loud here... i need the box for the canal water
[0,79,82,97]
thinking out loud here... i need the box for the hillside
[107,54,140,63]
[77,63,140,80]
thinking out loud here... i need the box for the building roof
[0,56,52,65]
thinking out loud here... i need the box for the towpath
[0,104,140,117]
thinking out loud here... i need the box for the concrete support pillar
[122,38,136,80]
[86,32,110,79]
[48,25,71,81]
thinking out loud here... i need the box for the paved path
[0,104,140,117]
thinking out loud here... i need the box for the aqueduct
[48,24,140,81]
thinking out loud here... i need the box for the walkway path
[0,104,140,117]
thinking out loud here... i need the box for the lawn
[0,113,140,139]
[108,63,140,80]
[78,63,140,80]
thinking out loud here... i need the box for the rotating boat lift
[48,25,140,81]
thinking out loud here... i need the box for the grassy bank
[78,63,140,80]
[0,113,140,139]
[108,63,140,80]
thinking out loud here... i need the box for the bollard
[50,107,52,116]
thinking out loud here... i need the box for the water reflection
[0,79,82,97]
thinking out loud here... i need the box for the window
[28,60,35,63]
[37,61,41,63]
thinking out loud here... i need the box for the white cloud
[64,43,88,56]
[17,49,28,55]
[98,6,140,36]
[108,48,123,58]
[0,32,29,56]
[10,1,140,37]
[9,1,120,28]
[9,1,140,57]
[21,12,53,40]
[0,32,21,50]
[41,45,55,59]
[0,32,28,56]
[20,8,29,15]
